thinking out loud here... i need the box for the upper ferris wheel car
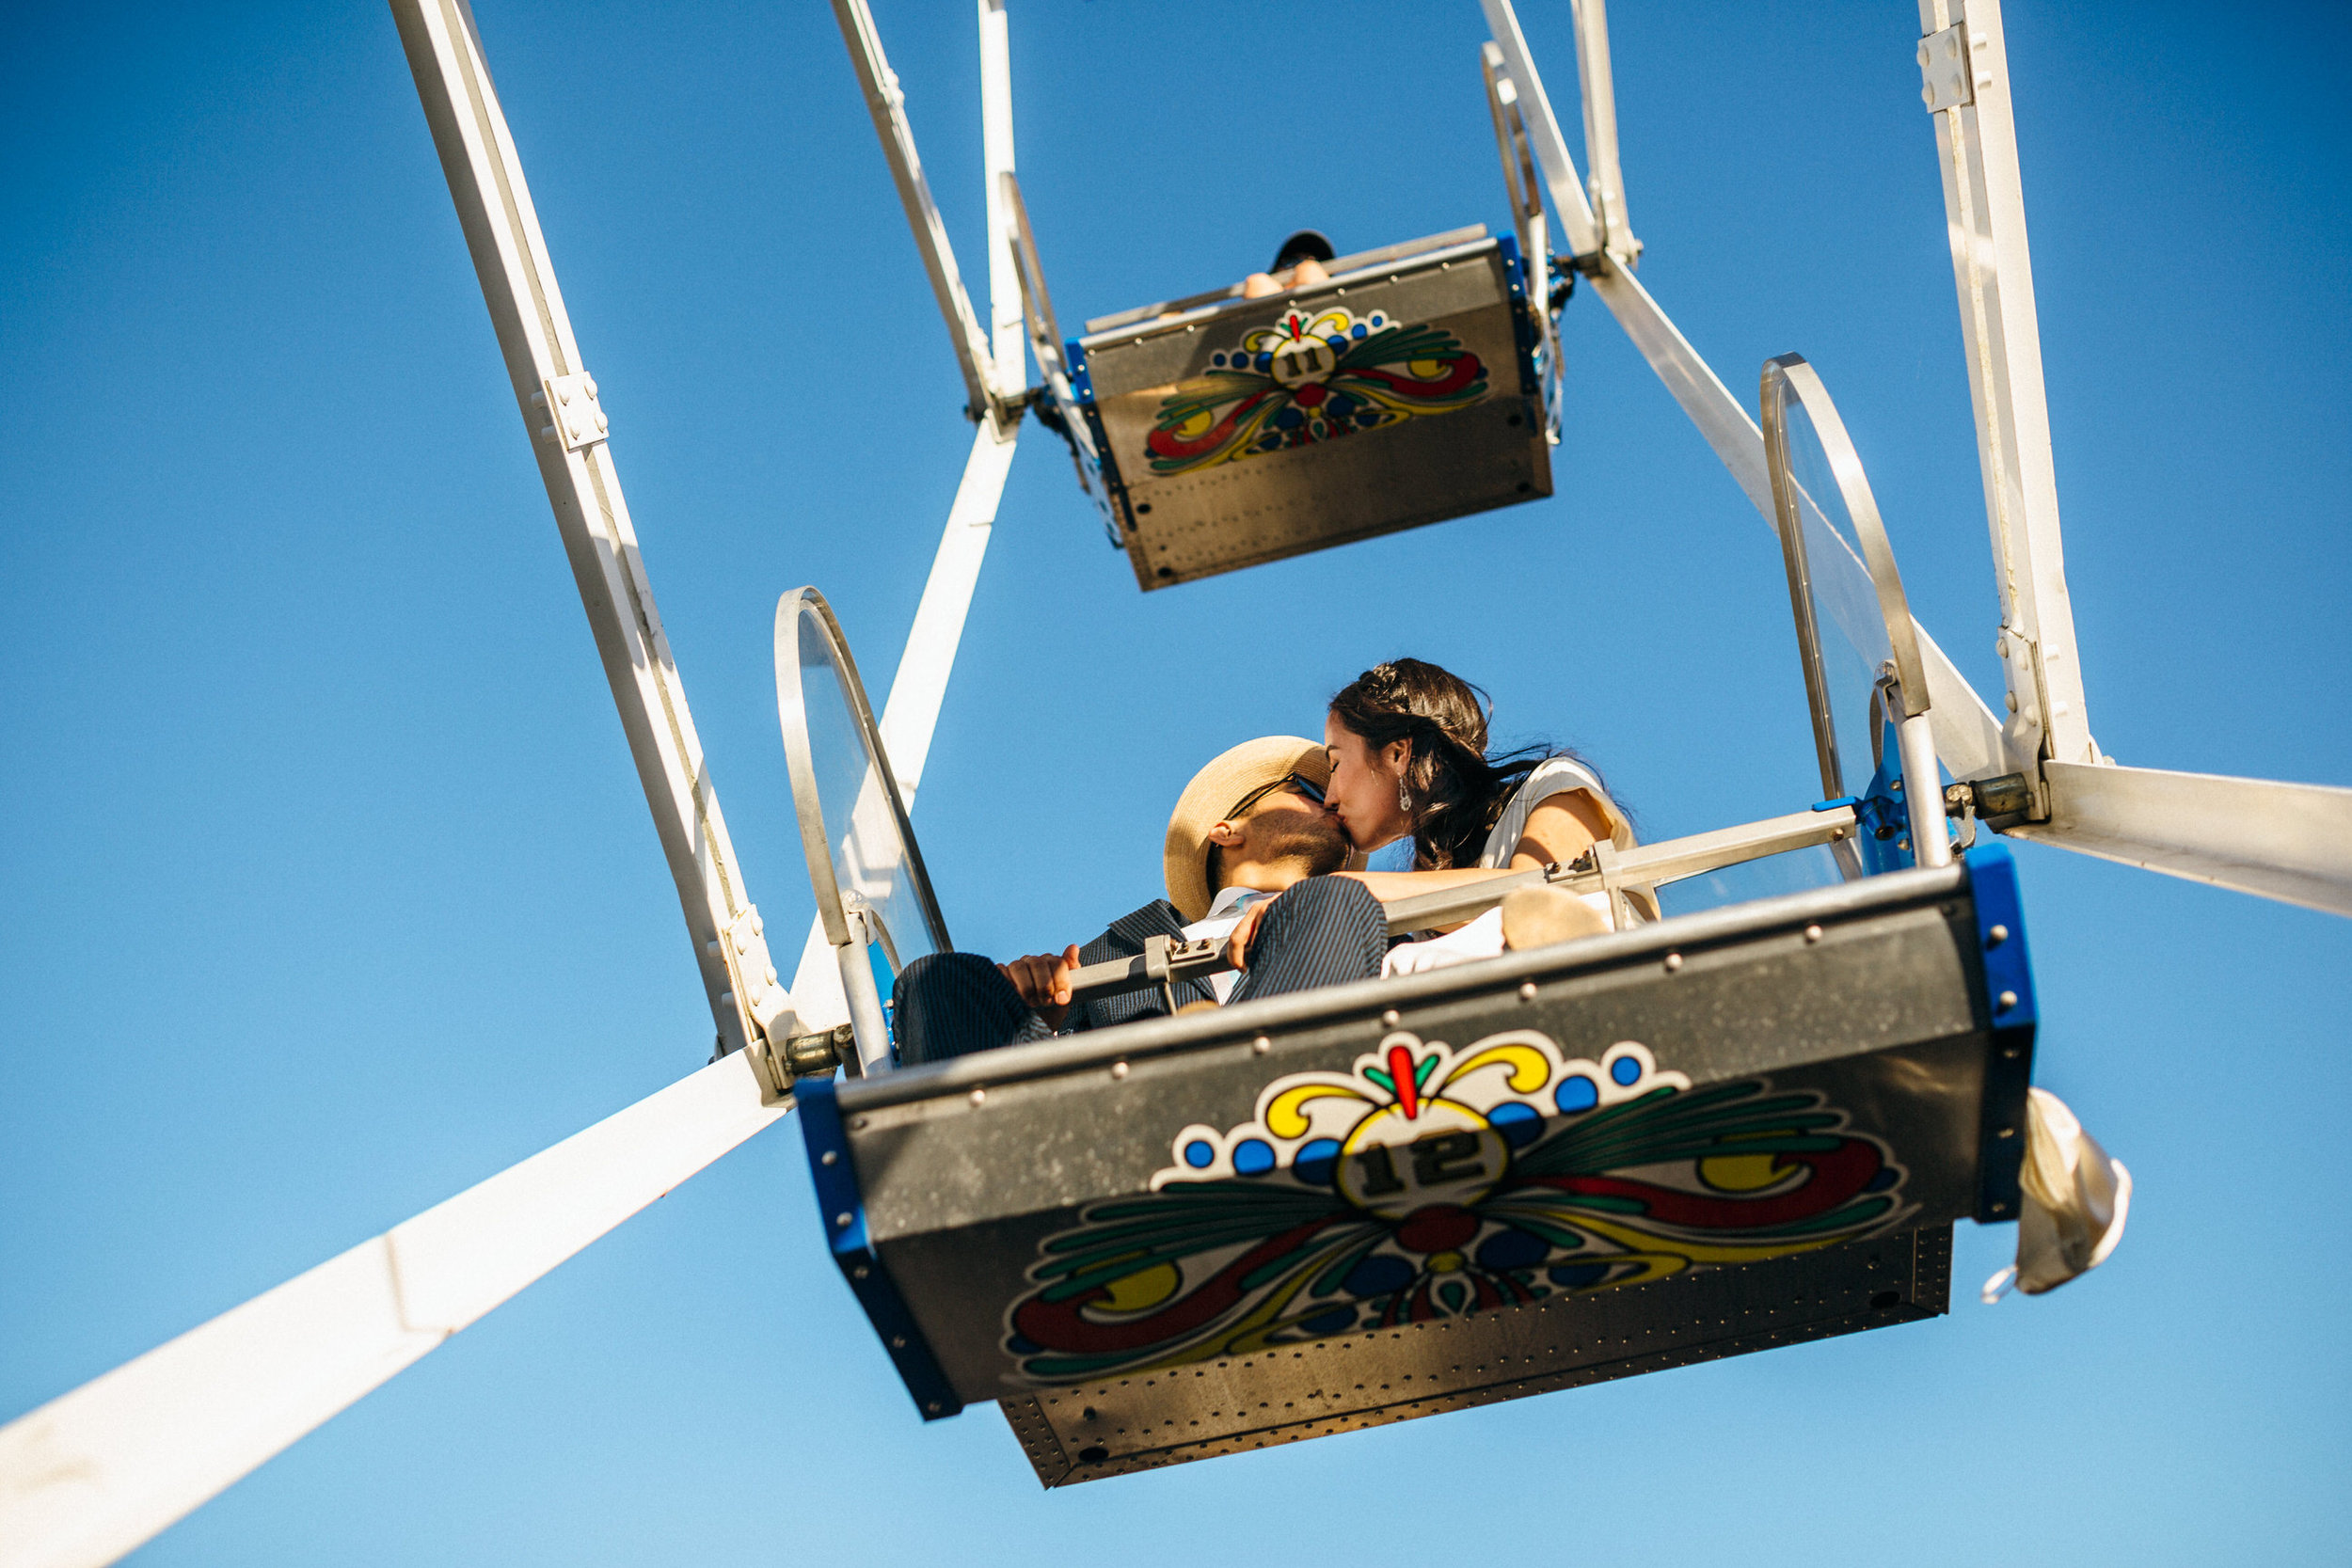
[1063,228,1550,590]
[997,41,1572,592]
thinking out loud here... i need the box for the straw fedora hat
[1162,736,1356,924]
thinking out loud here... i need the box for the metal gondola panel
[799,859,2035,1483]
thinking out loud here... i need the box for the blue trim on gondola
[1963,843,2037,1224]
[796,1074,964,1420]
[1494,233,1544,402]
[1063,338,1134,545]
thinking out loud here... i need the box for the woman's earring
[1396,774,1412,815]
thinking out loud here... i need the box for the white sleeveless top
[1477,755,1635,868]
[1383,758,1642,978]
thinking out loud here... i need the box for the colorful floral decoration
[1142,307,1488,476]
[1004,1029,1913,1384]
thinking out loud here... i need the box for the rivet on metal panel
[1381,1009,1401,1027]
[1997,990,2019,1010]
[890,1336,906,1349]
[1991,1201,2008,1213]
[928,1402,944,1415]
[834,1212,851,1228]
[1111,1061,1129,1080]
[1251,1036,1271,1054]
[704,939,720,957]
[819,1149,836,1165]
[850,1264,868,1280]
[1803,925,1823,944]
[970,1086,988,1106]
[851,1116,868,1131]
[1996,1127,2015,1139]
[1987,924,2010,946]
[1518,982,1537,1002]
[1663,953,1683,973]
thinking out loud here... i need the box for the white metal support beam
[0,1051,787,1568]
[1567,0,1640,267]
[977,0,1025,400]
[833,0,1007,427]
[1917,0,2095,778]
[787,1,1026,1034]
[1480,0,2009,782]
[389,0,794,1058]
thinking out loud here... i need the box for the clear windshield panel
[1651,841,1855,918]
[1781,396,1898,799]
[792,604,946,981]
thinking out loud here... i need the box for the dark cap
[1269,230,1335,272]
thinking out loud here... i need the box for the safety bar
[1077,226,1490,337]
[1059,803,1858,1004]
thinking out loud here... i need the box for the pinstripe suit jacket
[1067,899,1216,1032]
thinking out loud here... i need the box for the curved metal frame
[772,586,952,957]
[1761,354,1950,865]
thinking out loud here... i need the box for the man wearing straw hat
[892,736,1388,1065]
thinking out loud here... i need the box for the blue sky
[4,1,2347,1562]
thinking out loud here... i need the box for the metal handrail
[1059,803,1859,1004]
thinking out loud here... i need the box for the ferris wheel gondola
[2,0,2340,1559]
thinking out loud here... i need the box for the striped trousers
[893,877,1388,1067]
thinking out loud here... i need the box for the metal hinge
[1917,24,1979,114]
[533,371,609,451]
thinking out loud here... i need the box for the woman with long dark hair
[1225,657,1640,972]
[1320,657,1629,879]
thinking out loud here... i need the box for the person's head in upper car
[1241,230,1336,300]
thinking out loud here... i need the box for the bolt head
[969,1086,987,1106]
[1518,981,1537,1002]
[1997,990,2019,1010]
[1987,924,2010,946]
[834,1212,852,1228]
[1380,1009,1401,1027]
[1663,953,1683,973]
[1804,925,1824,943]
[1111,1061,1129,1080]
[1251,1036,1271,1055]
[820,1149,836,1165]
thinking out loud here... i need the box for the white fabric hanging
[1982,1086,2133,1302]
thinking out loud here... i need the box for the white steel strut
[390,0,796,1056]
[1915,0,2090,779]
[1482,0,2011,784]
[0,1052,787,1568]
[790,0,1028,1033]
